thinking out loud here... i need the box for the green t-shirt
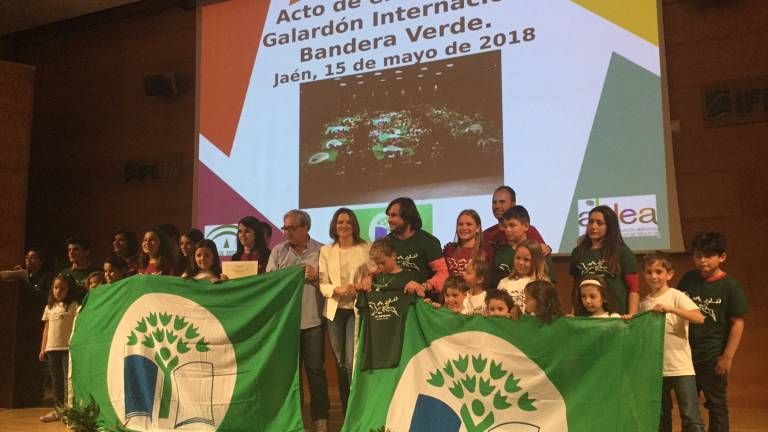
[59,265,98,302]
[388,230,443,280]
[493,245,556,282]
[569,244,637,314]
[678,270,749,362]
[356,271,419,370]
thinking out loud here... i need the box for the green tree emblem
[126,312,210,419]
[426,354,537,432]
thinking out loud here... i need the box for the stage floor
[1,406,766,432]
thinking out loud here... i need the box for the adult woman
[231,216,270,274]
[179,229,204,275]
[318,208,371,413]
[111,229,139,275]
[138,228,178,275]
[443,209,494,277]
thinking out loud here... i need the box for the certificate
[221,261,258,279]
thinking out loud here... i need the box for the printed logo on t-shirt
[689,295,722,322]
[576,259,611,277]
[369,297,401,321]
[446,257,470,276]
[397,253,421,273]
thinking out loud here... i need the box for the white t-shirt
[463,291,487,315]
[639,287,697,376]
[497,276,530,312]
[42,301,79,351]
[590,312,621,318]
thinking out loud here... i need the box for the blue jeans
[327,309,355,413]
[46,350,68,407]
[694,360,729,432]
[660,375,705,432]
[300,325,329,421]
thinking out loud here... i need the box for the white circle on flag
[387,331,567,432]
[106,293,236,431]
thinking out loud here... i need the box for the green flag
[70,267,305,432]
[344,302,664,432]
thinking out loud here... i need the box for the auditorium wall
[0,0,765,415]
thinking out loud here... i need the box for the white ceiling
[0,0,140,36]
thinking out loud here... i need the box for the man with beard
[483,186,549,254]
[385,197,448,300]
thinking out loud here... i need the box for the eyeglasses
[281,225,305,233]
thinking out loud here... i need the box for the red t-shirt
[443,243,495,276]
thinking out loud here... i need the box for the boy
[358,238,424,370]
[425,275,469,314]
[485,289,516,318]
[639,253,705,432]
[58,236,99,301]
[493,206,554,282]
[103,256,129,284]
[679,232,748,432]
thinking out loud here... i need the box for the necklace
[373,273,397,291]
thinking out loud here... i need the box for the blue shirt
[266,238,323,329]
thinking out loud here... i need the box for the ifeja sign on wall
[577,194,659,239]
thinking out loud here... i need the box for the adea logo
[204,224,237,257]
[387,332,566,432]
[577,194,659,238]
[368,212,390,241]
[107,294,236,431]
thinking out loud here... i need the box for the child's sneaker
[39,410,60,422]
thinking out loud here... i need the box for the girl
[570,206,639,315]
[523,280,562,324]
[463,260,492,314]
[231,216,270,274]
[179,229,204,275]
[497,240,549,313]
[443,210,494,276]
[184,240,222,282]
[39,275,79,423]
[319,208,371,413]
[138,228,178,275]
[86,271,105,290]
[111,229,139,275]
[575,275,620,318]
[103,256,128,284]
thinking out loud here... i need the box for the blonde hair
[508,240,550,282]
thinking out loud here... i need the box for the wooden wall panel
[0,59,35,408]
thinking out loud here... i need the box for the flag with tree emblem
[69,266,306,432]
[344,301,665,432]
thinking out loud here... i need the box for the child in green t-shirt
[679,232,748,432]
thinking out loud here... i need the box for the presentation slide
[197,0,680,254]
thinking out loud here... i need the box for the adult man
[386,197,448,298]
[483,186,549,253]
[266,210,329,432]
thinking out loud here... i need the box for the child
[574,275,620,318]
[639,253,706,432]
[103,256,128,284]
[570,206,639,315]
[443,210,494,276]
[86,271,105,290]
[183,240,222,282]
[426,275,469,314]
[463,260,491,315]
[497,240,549,313]
[493,206,554,285]
[523,280,562,324]
[58,235,99,301]
[39,275,79,422]
[485,289,516,318]
[357,238,423,370]
[678,232,748,431]
[138,228,178,275]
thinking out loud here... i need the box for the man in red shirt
[482,186,550,254]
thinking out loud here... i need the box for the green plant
[60,396,136,432]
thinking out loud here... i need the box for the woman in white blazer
[319,208,371,413]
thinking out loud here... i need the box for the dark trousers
[694,360,729,432]
[46,350,68,407]
[660,375,705,432]
[300,325,330,421]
